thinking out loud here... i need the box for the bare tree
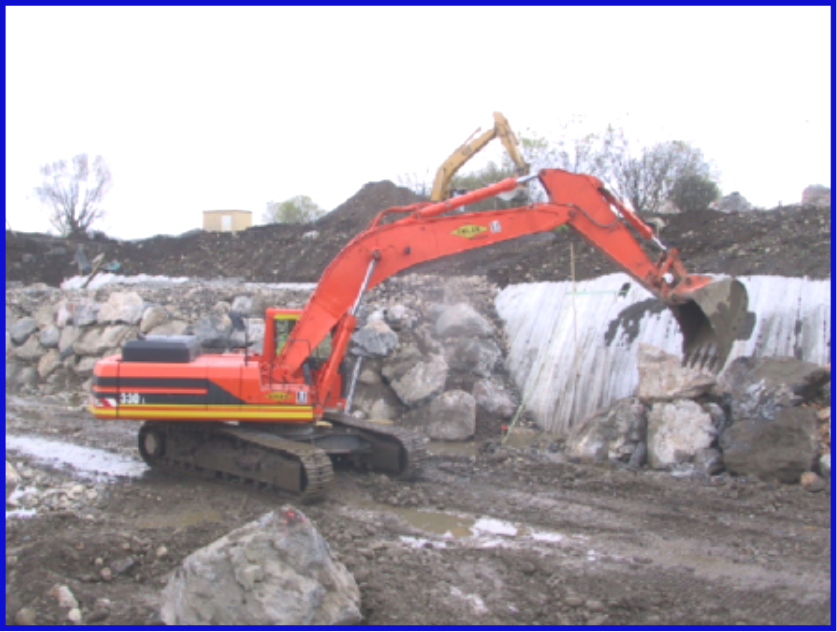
[518,120,628,202]
[395,170,432,198]
[34,153,112,237]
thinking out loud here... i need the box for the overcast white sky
[6,6,832,239]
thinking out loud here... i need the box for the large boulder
[351,382,405,422]
[646,400,717,470]
[73,356,100,378]
[366,398,399,421]
[472,378,517,419]
[33,302,57,328]
[230,318,266,354]
[351,319,399,358]
[383,304,416,331]
[434,303,494,338]
[231,294,268,319]
[73,325,137,357]
[187,314,233,350]
[97,292,144,325]
[72,302,100,327]
[637,344,716,401]
[720,407,819,483]
[13,336,45,362]
[38,350,62,379]
[446,338,501,378]
[717,356,829,422]
[381,346,448,407]
[10,317,38,345]
[39,325,61,349]
[58,326,81,359]
[147,319,190,337]
[566,397,648,463]
[401,390,476,441]
[160,507,361,625]
[139,305,169,334]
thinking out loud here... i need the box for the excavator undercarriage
[137,413,427,502]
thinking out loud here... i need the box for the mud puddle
[355,499,575,548]
[6,434,148,481]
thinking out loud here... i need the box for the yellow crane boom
[429,112,529,202]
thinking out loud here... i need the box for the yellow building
[202,210,253,232]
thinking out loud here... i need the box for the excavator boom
[274,169,747,386]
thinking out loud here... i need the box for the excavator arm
[269,169,748,395]
[429,112,529,202]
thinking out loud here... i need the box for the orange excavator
[89,169,748,499]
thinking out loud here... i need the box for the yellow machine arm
[429,112,530,202]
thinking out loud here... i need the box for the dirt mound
[5,181,831,289]
[316,180,426,235]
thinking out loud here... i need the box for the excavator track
[322,411,428,480]
[137,422,334,502]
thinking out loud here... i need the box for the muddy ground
[5,396,831,626]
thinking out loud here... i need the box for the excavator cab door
[271,312,343,397]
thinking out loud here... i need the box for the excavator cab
[271,311,333,363]
[265,309,344,406]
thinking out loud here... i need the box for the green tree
[34,153,112,237]
[516,120,720,214]
[262,195,325,224]
[669,173,721,212]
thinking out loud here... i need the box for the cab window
[274,316,332,359]
[274,317,296,355]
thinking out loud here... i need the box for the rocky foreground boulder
[160,507,361,626]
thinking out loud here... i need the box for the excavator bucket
[669,277,749,373]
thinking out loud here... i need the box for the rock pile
[5,282,314,396]
[5,274,522,441]
[349,274,520,440]
[564,344,831,487]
